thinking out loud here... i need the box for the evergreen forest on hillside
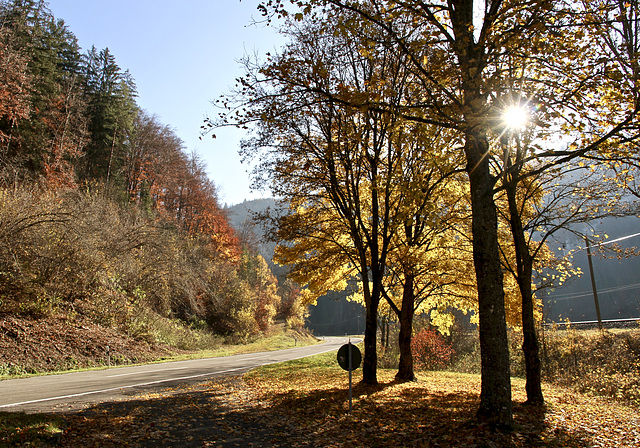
[0,0,306,345]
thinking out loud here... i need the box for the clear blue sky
[48,0,284,206]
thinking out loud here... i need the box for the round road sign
[337,343,362,371]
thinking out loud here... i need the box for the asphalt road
[0,336,357,414]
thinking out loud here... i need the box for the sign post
[337,340,362,412]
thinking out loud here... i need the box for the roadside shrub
[377,343,400,369]
[0,185,294,350]
[0,187,72,315]
[229,309,260,344]
[146,313,222,351]
[279,279,307,330]
[447,327,532,378]
[507,328,526,378]
[542,328,640,405]
[450,328,480,374]
[412,328,453,370]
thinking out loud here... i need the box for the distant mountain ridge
[225,198,365,335]
[225,198,278,231]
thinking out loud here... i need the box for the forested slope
[0,0,306,373]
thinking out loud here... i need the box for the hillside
[542,215,640,324]
[0,314,179,376]
[226,198,278,231]
[226,198,365,336]
[1,0,305,374]
[226,198,280,264]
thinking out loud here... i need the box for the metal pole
[585,237,603,331]
[348,339,353,412]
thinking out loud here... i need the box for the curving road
[0,336,357,414]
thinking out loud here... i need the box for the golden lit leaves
[273,200,355,301]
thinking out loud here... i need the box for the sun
[503,106,528,130]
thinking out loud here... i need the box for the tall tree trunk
[396,273,416,382]
[465,129,514,428]
[506,182,544,405]
[362,290,380,385]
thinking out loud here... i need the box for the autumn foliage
[411,328,454,370]
[0,0,296,344]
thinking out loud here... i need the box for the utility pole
[585,237,603,331]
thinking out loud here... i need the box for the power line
[573,231,640,253]
[594,231,640,247]
[545,281,640,302]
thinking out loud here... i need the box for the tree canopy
[211,0,640,427]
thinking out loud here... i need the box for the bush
[449,328,480,374]
[377,343,400,369]
[145,313,222,351]
[411,328,453,370]
[541,328,640,405]
[0,186,283,345]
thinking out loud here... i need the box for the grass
[158,327,319,361]
[0,412,65,447]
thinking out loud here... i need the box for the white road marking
[0,366,247,409]
[0,339,356,410]
[107,366,190,378]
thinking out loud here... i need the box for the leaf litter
[46,360,640,448]
[0,344,633,448]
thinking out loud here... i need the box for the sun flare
[503,106,528,130]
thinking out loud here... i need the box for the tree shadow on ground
[263,380,598,447]
[5,376,610,448]
[58,377,294,448]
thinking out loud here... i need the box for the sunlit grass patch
[0,412,65,447]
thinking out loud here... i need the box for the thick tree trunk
[506,183,544,405]
[362,293,380,385]
[396,274,416,382]
[465,131,514,428]
[361,261,382,385]
[447,0,513,427]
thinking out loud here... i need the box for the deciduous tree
[227,20,420,384]
[256,0,640,426]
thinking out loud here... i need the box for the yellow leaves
[346,287,366,305]
[428,310,455,335]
